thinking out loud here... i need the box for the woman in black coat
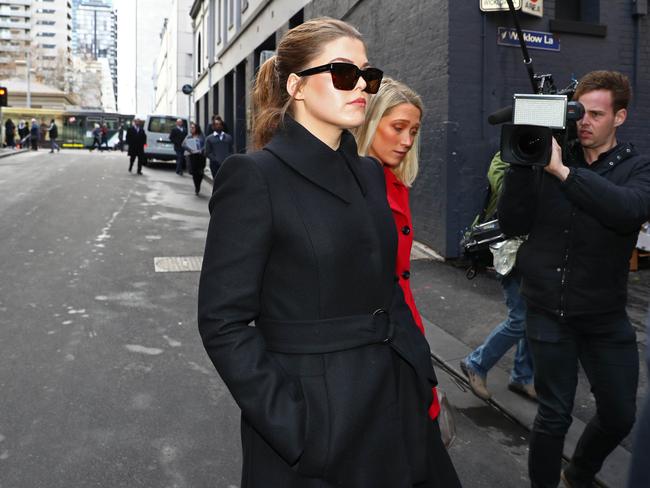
[198,18,460,488]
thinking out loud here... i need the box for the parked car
[143,115,188,163]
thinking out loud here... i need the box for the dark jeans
[175,148,185,174]
[209,159,221,179]
[526,308,639,487]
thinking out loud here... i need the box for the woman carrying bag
[182,122,206,195]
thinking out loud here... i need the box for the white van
[143,115,188,162]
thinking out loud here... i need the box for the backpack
[460,152,508,279]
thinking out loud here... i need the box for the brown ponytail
[251,17,365,149]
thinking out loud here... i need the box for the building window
[36,32,56,37]
[37,20,56,25]
[242,0,248,13]
[228,0,234,28]
[550,0,605,37]
[217,0,222,44]
[197,33,201,73]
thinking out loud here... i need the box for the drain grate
[154,256,203,273]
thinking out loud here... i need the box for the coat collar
[264,117,367,203]
[383,166,409,218]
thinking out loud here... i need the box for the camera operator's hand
[545,138,571,182]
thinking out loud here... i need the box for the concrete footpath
[0,147,28,158]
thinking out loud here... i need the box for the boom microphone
[488,106,513,125]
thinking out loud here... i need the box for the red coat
[384,167,440,419]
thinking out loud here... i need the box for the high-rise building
[0,0,32,79]
[31,0,73,90]
[0,0,73,91]
[153,0,193,117]
[72,0,117,105]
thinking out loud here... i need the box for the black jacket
[169,126,186,151]
[126,126,146,156]
[198,118,443,487]
[499,142,650,317]
[203,131,233,163]
[49,123,58,140]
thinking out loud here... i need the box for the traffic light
[0,87,7,107]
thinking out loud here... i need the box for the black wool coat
[198,118,444,488]
[126,126,146,156]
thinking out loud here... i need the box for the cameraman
[498,70,650,488]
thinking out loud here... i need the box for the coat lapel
[264,118,366,203]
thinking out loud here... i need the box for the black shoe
[508,381,538,401]
[137,171,143,175]
[128,168,132,172]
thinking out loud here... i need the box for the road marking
[154,256,202,272]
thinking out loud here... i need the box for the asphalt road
[0,149,605,487]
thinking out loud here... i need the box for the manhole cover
[154,256,203,272]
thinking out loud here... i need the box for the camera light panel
[513,94,567,129]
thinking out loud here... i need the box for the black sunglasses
[296,62,384,94]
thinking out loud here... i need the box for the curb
[0,148,29,159]
[422,316,626,488]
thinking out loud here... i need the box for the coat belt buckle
[373,308,393,344]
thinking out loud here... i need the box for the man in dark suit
[204,117,233,180]
[126,119,146,174]
[169,118,187,175]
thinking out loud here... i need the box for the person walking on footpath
[499,70,650,488]
[118,123,125,152]
[459,152,535,401]
[5,118,15,149]
[29,119,39,151]
[100,123,109,150]
[125,118,146,174]
[48,119,60,153]
[354,78,453,438]
[198,17,460,488]
[169,118,186,175]
[204,116,233,180]
[182,122,206,195]
[89,123,101,151]
[17,120,28,148]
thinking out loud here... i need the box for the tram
[1,107,134,149]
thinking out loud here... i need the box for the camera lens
[513,126,548,163]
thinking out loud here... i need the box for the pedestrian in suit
[354,78,460,458]
[126,118,146,174]
[204,117,233,180]
[198,18,459,488]
[48,119,60,153]
[182,122,206,195]
[169,118,187,175]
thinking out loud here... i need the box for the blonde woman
[354,79,459,484]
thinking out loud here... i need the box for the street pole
[134,0,138,114]
[27,51,31,109]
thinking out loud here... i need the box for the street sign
[522,0,543,17]
[497,26,560,51]
[181,84,193,95]
[480,0,521,12]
